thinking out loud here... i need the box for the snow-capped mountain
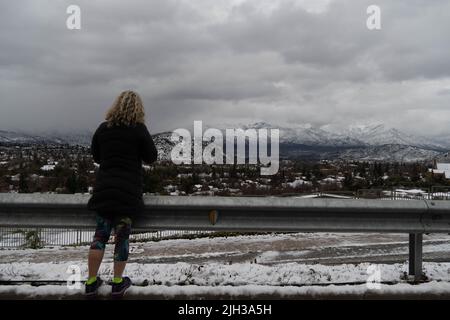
[333,144,443,162]
[234,121,447,150]
[204,121,449,161]
[152,131,179,161]
[0,130,66,145]
[207,121,356,147]
[321,123,447,150]
[0,130,96,146]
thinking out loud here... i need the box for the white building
[436,163,450,179]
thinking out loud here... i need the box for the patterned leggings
[90,215,132,262]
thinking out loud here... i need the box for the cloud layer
[0,0,449,136]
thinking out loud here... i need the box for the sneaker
[85,277,103,297]
[111,277,132,298]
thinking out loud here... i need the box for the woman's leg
[88,215,112,279]
[112,217,132,279]
[88,250,104,279]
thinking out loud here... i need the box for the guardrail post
[408,233,423,281]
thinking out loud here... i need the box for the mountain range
[1,122,449,162]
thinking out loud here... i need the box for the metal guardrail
[1,193,450,281]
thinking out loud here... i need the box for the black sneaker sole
[85,279,103,297]
[85,292,100,300]
[112,283,131,298]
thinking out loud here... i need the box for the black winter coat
[87,121,158,218]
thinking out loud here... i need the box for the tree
[143,171,163,193]
[18,173,29,193]
[343,172,354,190]
[65,171,78,193]
[77,175,88,193]
[180,177,194,194]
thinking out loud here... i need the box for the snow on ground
[1,260,450,286]
[3,282,450,299]
[1,232,450,297]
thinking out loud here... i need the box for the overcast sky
[1,0,449,136]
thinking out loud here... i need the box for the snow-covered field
[1,232,450,298]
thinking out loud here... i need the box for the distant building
[40,164,56,171]
[429,162,450,179]
[40,161,59,171]
[430,151,450,179]
[436,163,450,179]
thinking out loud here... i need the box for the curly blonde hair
[105,90,145,127]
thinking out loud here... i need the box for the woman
[85,90,158,298]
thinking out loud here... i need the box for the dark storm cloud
[0,0,449,136]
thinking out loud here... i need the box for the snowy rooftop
[436,163,450,179]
